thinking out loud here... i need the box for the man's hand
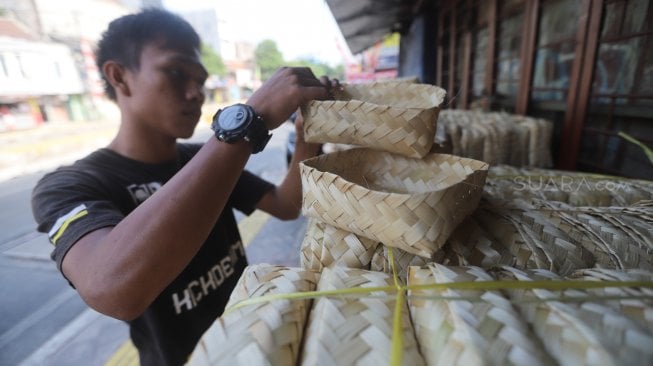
[293,108,322,158]
[246,67,340,131]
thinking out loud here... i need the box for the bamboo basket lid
[300,267,425,366]
[186,265,319,366]
[407,264,555,365]
[300,219,378,272]
[301,82,446,158]
[301,148,489,258]
[493,266,653,365]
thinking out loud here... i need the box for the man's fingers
[302,85,332,103]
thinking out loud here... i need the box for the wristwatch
[211,104,272,154]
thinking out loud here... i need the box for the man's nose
[186,81,205,101]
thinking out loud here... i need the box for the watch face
[218,105,250,130]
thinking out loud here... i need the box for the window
[578,0,653,179]
[435,0,652,178]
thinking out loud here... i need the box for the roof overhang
[325,0,424,55]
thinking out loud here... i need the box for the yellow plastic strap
[225,278,653,314]
[387,248,403,366]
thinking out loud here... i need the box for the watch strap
[244,115,272,154]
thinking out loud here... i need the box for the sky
[162,0,353,66]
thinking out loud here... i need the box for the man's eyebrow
[168,55,208,76]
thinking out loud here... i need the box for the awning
[325,0,424,55]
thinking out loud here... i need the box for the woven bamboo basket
[301,82,447,158]
[511,115,554,167]
[301,148,489,258]
[408,264,555,365]
[300,219,378,272]
[186,265,319,366]
[301,267,425,366]
[493,266,653,365]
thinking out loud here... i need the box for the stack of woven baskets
[436,110,554,168]
[187,81,653,365]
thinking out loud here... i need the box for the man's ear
[102,61,131,97]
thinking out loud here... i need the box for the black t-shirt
[31,143,274,366]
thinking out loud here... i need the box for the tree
[201,43,226,77]
[255,40,284,81]
[288,58,345,81]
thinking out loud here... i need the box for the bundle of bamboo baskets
[436,110,554,168]
[187,80,653,365]
[187,263,653,365]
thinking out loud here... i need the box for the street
[0,118,309,365]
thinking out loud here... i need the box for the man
[31,8,335,366]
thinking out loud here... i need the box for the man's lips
[182,109,202,120]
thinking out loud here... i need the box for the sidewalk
[0,119,120,182]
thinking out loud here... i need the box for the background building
[178,8,221,55]
[0,0,167,130]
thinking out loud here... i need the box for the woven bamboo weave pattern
[441,214,523,268]
[187,265,319,366]
[568,268,653,327]
[538,201,653,271]
[300,219,378,271]
[494,266,653,365]
[370,243,433,279]
[408,264,554,366]
[300,267,425,366]
[300,218,326,271]
[301,149,489,258]
[302,83,446,158]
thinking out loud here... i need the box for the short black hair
[95,8,201,101]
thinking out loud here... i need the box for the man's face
[125,40,208,139]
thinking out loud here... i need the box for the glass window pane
[633,35,653,99]
[624,0,651,34]
[472,28,488,96]
[497,58,520,81]
[601,1,625,39]
[593,38,644,98]
[538,0,580,46]
[532,42,575,92]
[496,80,519,97]
[498,14,524,59]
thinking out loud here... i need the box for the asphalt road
[0,116,307,365]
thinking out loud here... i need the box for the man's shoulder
[35,149,116,188]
